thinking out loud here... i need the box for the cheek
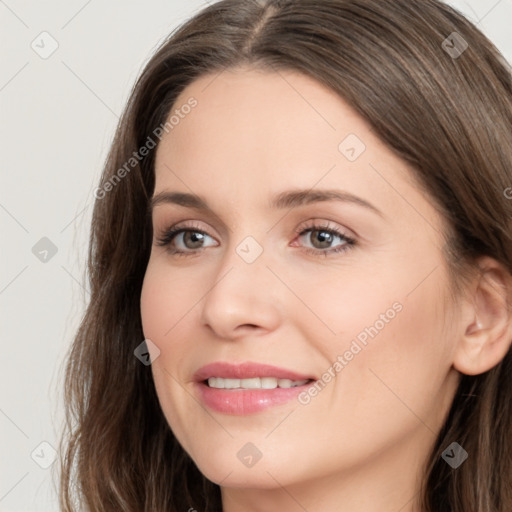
[140,265,198,450]
[294,263,406,359]
[140,261,201,340]
[140,271,161,340]
[304,267,454,440]
[330,277,454,431]
[139,262,206,402]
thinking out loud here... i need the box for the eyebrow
[148,189,384,218]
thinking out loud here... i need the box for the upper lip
[193,362,316,382]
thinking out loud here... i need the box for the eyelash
[155,220,356,258]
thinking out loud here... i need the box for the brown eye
[181,231,206,249]
[156,227,218,254]
[294,221,356,257]
[307,229,336,249]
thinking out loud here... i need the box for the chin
[191,455,293,489]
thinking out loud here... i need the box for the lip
[193,361,317,415]
[193,361,316,382]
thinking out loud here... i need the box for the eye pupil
[184,231,204,248]
[312,230,333,249]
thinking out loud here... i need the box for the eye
[293,220,356,256]
[155,220,356,258]
[155,222,218,256]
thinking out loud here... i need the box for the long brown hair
[57,1,512,510]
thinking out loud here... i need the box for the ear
[452,256,512,376]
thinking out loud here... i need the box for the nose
[199,238,282,340]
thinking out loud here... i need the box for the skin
[140,66,512,512]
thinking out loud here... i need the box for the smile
[194,361,317,414]
[206,377,311,389]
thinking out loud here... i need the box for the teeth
[224,378,240,389]
[261,377,278,389]
[207,377,309,389]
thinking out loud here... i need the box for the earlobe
[452,256,512,376]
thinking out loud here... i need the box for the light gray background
[1,1,511,510]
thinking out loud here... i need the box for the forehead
[156,67,372,171]
[152,66,441,236]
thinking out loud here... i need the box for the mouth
[204,377,314,389]
[194,362,317,415]
[194,361,316,383]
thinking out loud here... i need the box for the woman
[58,0,512,510]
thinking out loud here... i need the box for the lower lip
[196,381,313,415]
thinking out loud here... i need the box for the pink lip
[193,362,316,415]
[193,361,315,382]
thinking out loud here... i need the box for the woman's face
[140,66,462,497]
